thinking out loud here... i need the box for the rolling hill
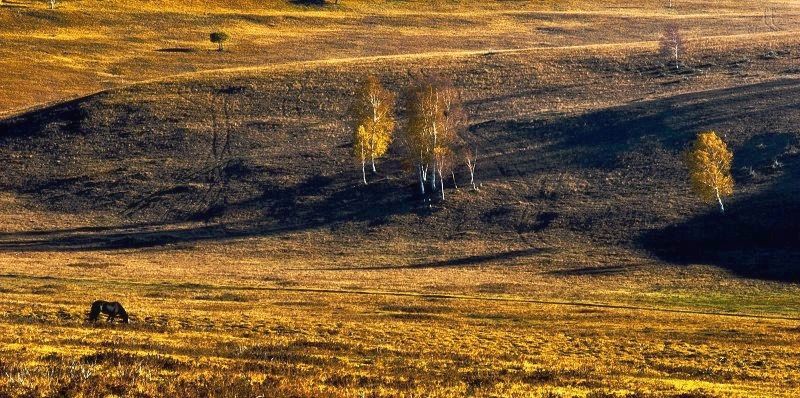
[0,38,798,281]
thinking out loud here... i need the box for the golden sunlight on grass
[3,1,800,397]
[0,269,798,397]
[2,0,798,113]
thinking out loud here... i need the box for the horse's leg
[107,313,115,322]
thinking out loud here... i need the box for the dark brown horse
[88,300,129,324]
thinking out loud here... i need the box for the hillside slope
[2,0,798,112]
[0,43,798,281]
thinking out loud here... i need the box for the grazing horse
[88,300,129,324]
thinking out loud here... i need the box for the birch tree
[433,147,453,200]
[660,24,685,68]
[405,81,435,195]
[685,131,734,214]
[353,125,370,184]
[403,78,465,198]
[350,76,395,184]
[464,147,478,191]
[431,81,463,194]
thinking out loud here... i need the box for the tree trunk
[431,125,438,191]
[439,171,445,200]
[430,162,437,192]
[715,188,725,214]
[451,172,458,189]
[674,46,679,68]
[418,164,426,195]
[361,160,367,185]
[469,169,476,190]
[371,155,377,173]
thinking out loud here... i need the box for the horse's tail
[88,300,104,322]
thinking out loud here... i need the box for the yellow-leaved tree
[403,78,464,198]
[350,76,395,184]
[353,125,370,184]
[685,131,734,213]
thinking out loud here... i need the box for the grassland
[2,0,800,397]
[2,0,799,113]
[1,270,799,397]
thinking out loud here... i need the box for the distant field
[2,0,799,112]
[2,0,800,397]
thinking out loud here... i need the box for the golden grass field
[1,267,799,397]
[2,0,800,397]
[2,0,799,113]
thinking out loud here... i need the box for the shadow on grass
[0,175,428,252]
[296,247,549,271]
[639,152,800,283]
[544,264,641,277]
[155,47,196,53]
[288,0,329,6]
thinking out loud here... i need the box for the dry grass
[3,0,800,396]
[2,0,799,113]
[0,264,798,397]
[0,228,798,396]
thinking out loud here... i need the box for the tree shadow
[294,247,550,271]
[0,95,91,138]
[544,264,641,277]
[639,138,800,282]
[468,79,800,178]
[468,79,800,282]
[0,172,427,251]
[0,90,439,252]
[288,0,328,6]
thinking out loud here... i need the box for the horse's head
[87,300,105,322]
[114,302,130,324]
